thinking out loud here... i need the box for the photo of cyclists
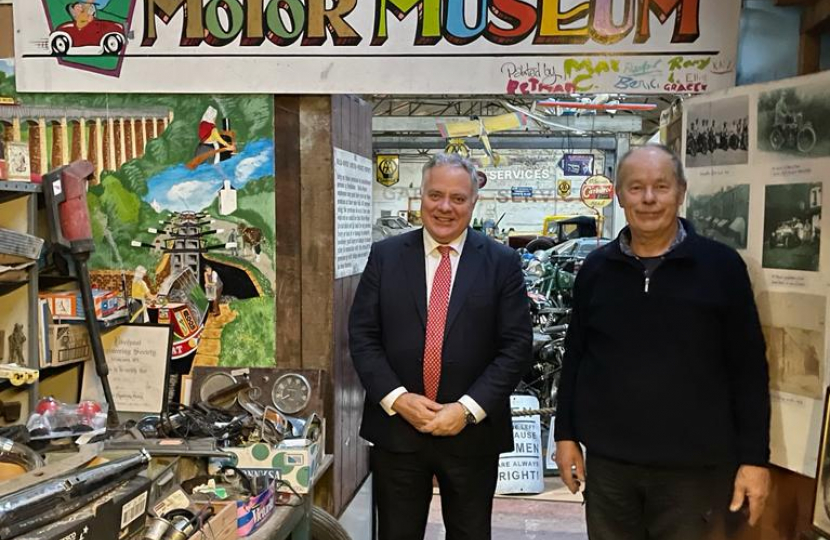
[685,96,749,168]
[758,84,828,157]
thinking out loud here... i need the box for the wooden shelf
[0,181,41,204]
[0,279,28,296]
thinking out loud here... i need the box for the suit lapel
[445,230,484,335]
[401,229,427,329]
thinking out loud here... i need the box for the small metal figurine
[8,323,26,364]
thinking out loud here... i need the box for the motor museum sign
[14,0,741,94]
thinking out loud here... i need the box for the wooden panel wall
[274,95,371,516]
[274,97,303,370]
[330,95,372,515]
[0,6,12,59]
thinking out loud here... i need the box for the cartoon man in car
[49,0,125,56]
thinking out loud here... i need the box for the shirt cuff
[380,387,407,416]
[458,395,487,423]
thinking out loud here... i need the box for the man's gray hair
[616,144,687,190]
[422,153,479,195]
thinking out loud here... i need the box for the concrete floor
[340,475,589,540]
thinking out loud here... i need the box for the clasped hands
[392,392,467,436]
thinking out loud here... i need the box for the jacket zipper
[644,275,650,293]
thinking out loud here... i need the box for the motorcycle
[770,112,817,154]
[515,323,568,424]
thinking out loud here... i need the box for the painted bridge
[0,105,172,180]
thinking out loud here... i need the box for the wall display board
[682,70,830,477]
[14,1,740,94]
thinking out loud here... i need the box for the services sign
[14,0,740,94]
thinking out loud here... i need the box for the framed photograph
[812,387,830,535]
[6,142,31,181]
[80,323,172,416]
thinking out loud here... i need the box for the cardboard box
[191,501,238,540]
[17,475,151,540]
[44,323,92,367]
[227,439,321,494]
[40,289,119,321]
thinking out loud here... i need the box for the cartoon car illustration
[49,18,125,56]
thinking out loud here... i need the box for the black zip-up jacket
[555,220,770,467]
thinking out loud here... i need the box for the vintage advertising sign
[580,174,614,209]
[496,394,544,495]
[375,154,399,187]
[560,153,595,177]
[14,0,740,94]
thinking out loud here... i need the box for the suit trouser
[585,453,743,540]
[371,442,499,540]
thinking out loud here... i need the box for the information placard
[334,148,373,279]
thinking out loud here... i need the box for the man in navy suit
[349,153,532,540]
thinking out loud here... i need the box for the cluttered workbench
[1,161,348,540]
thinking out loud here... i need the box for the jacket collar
[605,218,698,263]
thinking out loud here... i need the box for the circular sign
[557,179,571,198]
[580,175,614,209]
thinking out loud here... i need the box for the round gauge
[199,372,238,409]
[271,374,311,414]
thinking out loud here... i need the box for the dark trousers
[585,453,742,540]
[371,443,499,540]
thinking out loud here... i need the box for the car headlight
[526,261,543,278]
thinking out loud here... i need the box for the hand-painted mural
[0,68,276,369]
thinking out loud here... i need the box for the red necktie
[423,245,453,401]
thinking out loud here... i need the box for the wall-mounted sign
[580,175,614,210]
[14,1,740,94]
[557,179,572,198]
[375,154,399,187]
[560,154,594,177]
[511,186,533,200]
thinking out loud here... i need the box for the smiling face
[420,164,477,244]
[69,2,96,27]
[617,147,686,241]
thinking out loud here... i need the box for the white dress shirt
[379,228,487,423]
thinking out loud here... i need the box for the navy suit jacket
[349,228,533,456]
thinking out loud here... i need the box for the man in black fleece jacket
[555,145,770,540]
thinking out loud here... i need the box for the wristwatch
[459,403,477,425]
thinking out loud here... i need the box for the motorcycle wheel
[769,127,785,151]
[798,126,817,153]
[729,134,739,150]
[311,506,351,540]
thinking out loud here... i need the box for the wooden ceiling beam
[775,0,815,6]
[802,0,830,32]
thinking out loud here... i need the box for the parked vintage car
[509,215,598,251]
[49,19,126,56]
[771,220,801,248]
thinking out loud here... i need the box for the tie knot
[437,245,453,257]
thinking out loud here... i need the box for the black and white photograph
[756,291,825,399]
[687,183,749,250]
[685,96,749,168]
[758,83,830,157]
[762,183,822,271]
[812,388,830,536]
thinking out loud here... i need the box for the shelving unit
[0,181,42,419]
